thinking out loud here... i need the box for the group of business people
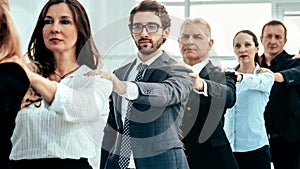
[1,0,300,169]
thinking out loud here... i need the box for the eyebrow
[44,15,72,19]
[133,22,159,25]
[182,33,203,36]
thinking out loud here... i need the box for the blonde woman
[0,1,30,168]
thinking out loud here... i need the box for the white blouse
[10,65,112,166]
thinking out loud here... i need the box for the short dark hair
[261,20,287,39]
[129,0,171,29]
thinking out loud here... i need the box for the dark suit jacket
[101,51,193,169]
[181,61,239,169]
[261,50,300,142]
[0,63,29,169]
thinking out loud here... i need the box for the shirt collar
[235,62,260,74]
[192,58,209,73]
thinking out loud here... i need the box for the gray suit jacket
[101,51,193,169]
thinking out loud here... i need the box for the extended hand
[189,72,204,91]
[256,68,283,82]
[292,54,300,59]
[85,69,127,95]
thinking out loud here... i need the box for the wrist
[113,80,127,95]
[274,73,284,82]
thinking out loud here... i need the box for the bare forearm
[29,72,57,103]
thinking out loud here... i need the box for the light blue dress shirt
[224,63,274,152]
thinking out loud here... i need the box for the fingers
[256,68,273,74]
[189,72,198,79]
[292,54,300,59]
[85,70,96,76]
[85,69,115,81]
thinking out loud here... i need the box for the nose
[239,45,247,52]
[270,37,276,43]
[50,22,61,34]
[140,27,149,37]
[186,37,194,45]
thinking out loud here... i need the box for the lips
[50,38,62,42]
[184,48,195,51]
[139,39,151,44]
[268,45,277,50]
[239,55,248,58]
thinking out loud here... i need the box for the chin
[185,54,198,60]
[140,48,157,55]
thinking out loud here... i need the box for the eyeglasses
[129,23,164,34]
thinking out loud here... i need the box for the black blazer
[0,63,29,169]
[182,61,239,169]
[261,50,300,142]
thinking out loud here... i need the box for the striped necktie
[118,63,148,169]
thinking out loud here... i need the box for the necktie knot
[135,63,148,82]
[137,63,148,73]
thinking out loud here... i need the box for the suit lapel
[199,61,214,79]
[142,51,169,81]
[119,59,137,81]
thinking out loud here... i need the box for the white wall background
[8,0,300,71]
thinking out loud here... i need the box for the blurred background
[8,0,300,70]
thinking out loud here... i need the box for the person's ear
[208,39,214,50]
[163,27,170,38]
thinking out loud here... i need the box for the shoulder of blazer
[157,51,178,65]
[200,61,220,77]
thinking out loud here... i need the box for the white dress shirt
[10,65,113,168]
[191,59,209,96]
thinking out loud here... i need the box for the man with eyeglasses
[97,1,193,169]
[178,18,240,169]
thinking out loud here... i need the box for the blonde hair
[0,0,22,60]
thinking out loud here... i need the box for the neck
[264,50,283,66]
[53,62,79,82]
[238,63,255,74]
[138,49,161,62]
[264,54,276,66]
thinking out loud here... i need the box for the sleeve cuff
[193,79,208,96]
[121,81,139,100]
[48,82,72,111]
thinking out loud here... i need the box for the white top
[10,65,113,165]
[224,64,274,152]
[191,58,209,96]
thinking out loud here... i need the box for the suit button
[187,106,191,111]
[145,90,151,94]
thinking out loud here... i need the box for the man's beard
[136,36,164,55]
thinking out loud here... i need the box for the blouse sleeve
[48,75,113,122]
[240,72,274,93]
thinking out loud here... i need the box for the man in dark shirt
[259,20,300,169]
